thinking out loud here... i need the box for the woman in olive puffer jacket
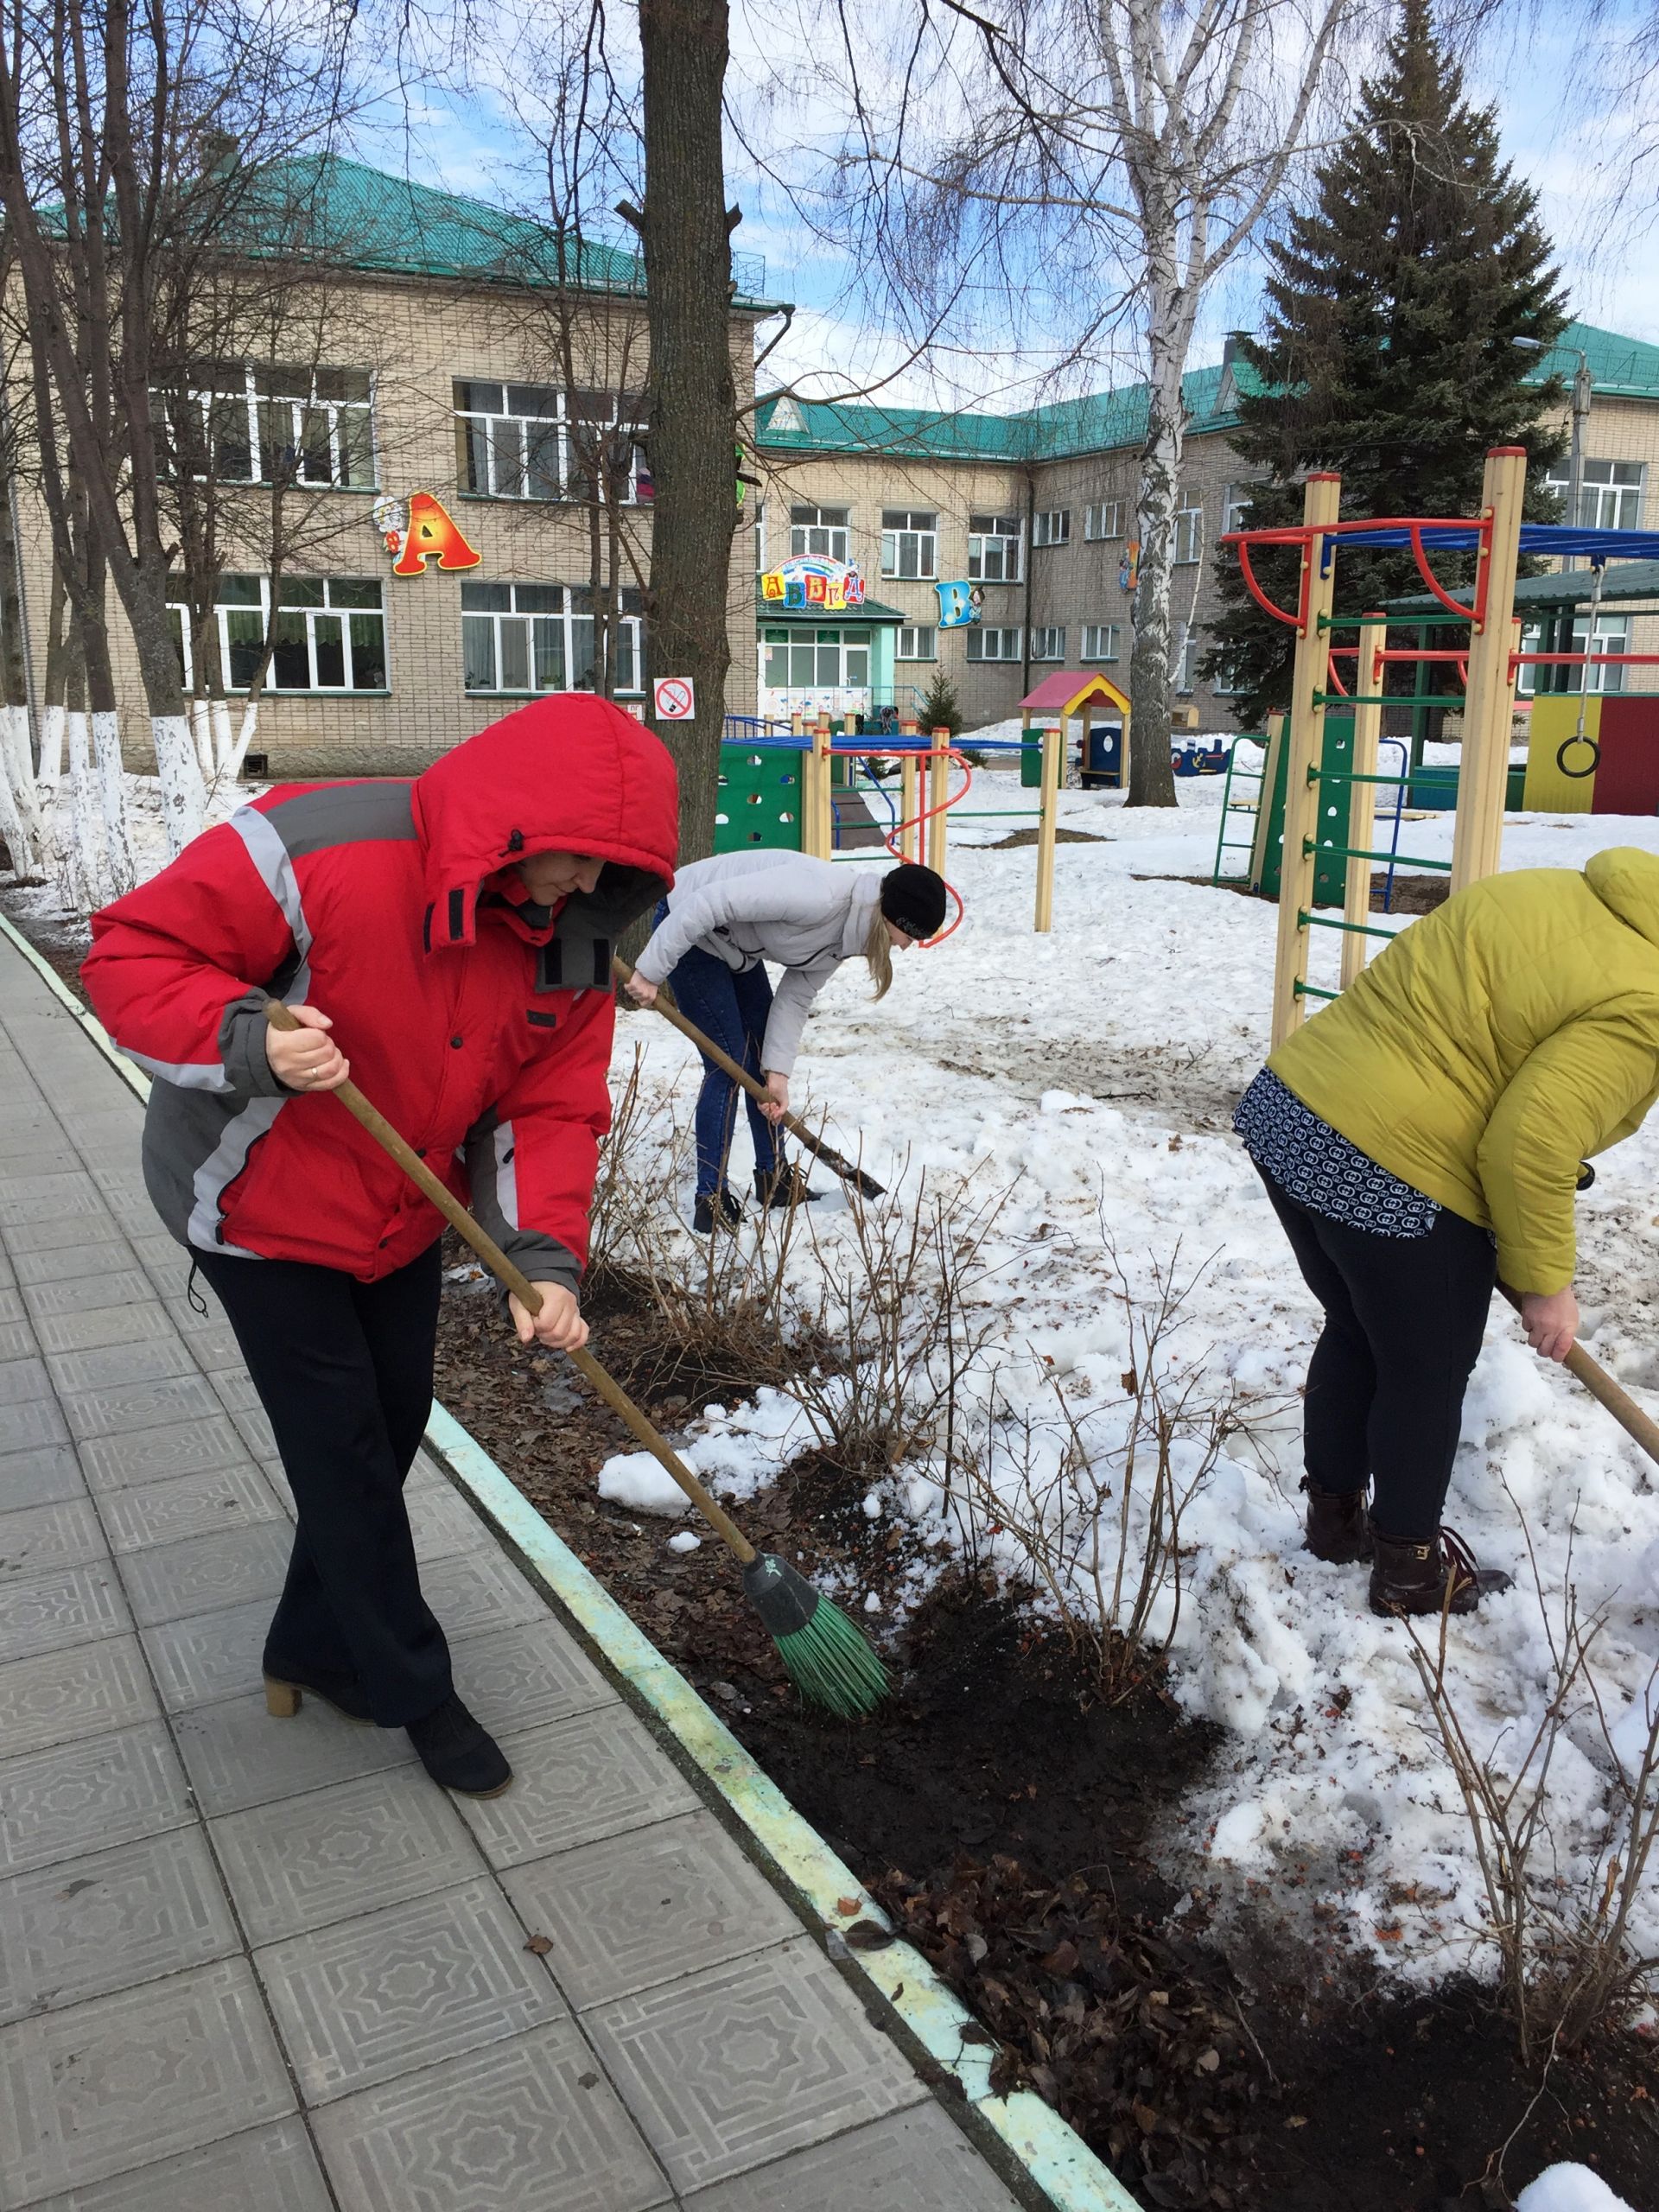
[1236,849,1659,1618]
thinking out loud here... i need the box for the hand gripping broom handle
[262,1001,757,1564]
[1499,1283,1659,1471]
[609,955,886,1198]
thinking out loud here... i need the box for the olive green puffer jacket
[1267,849,1659,1294]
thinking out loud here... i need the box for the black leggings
[1259,1170,1497,1541]
[194,1240,449,1726]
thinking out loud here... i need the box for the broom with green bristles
[264,1001,889,1719]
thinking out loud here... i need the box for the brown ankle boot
[1302,1478,1372,1563]
[1368,1525,1512,1618]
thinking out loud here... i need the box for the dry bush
[1404,1521,1659,2062]
[958,1245,1260,1703]
[785,1166,1014,1478]
[587,1046,808,1385]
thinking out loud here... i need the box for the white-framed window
[1032,509,1071,547]
[966,626,1021,661]
[1030,626,1065,660]
[1175,625,1198,695]
[168,575,388,693]
[1223,483,1255,534]
[1172,505,1205,564]
[159,364,376,488]
[1084,501,1123,541]
[1546,459,1644,531]
[896,625,937,660]
[761,625,871,690]
[461,582,644,695]
[789,503,849,560]
[1211,652,1248,696]
[454,382,651,504]
[967,513,1022,582]
[1517,613,1630,697]
[1081,622,1120,662]
[881,509,938,579]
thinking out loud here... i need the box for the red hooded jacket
[82,697,677,1287]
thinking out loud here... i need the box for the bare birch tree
[808,0,1366,802]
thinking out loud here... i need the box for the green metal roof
[755,320,1655,465]
[143,154,785,313]
[1387,556,1659,617]
[755,588,906,625]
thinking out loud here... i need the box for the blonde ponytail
[864,903,893,1001]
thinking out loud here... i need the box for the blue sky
[353,1,1659,412]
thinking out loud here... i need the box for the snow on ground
[1516,2166,1639,2212]
[604,784,1659,2005]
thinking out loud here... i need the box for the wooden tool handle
[1499,1283,1659,1471]
[610,955,886,1198]
[262,1000,757,1562]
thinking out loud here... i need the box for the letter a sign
[385,492,482,576]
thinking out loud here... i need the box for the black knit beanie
[880,863,948,941]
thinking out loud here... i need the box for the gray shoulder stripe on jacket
[230,807,315,956]
[258,780,416,861]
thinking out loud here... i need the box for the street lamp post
[1515,334,1593,569]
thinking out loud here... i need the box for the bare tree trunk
[629,0,740,858]
[1128,313,1185,808]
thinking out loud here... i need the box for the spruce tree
[1203,0,1567,727]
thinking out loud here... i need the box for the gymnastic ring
[1556,734,1600,779]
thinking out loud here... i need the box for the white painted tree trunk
[225,699,259,781]
[0,707,43,877]
[0,746,30,883]
[63,710,107,912]
[92,710,136,898]
[153,712,207,858]
[39,702,64,782]
[188,700,216,781]
[210,699,234,774]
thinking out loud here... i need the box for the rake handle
[611,955,886,1198]
[262,1000,756,1563]
[1499,1283,1659,1471]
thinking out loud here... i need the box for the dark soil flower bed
[434,1261,1659,2212]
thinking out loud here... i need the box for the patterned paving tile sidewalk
[0,928,1026,2212]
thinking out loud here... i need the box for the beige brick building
[10,153,1659,772]
[3,158,774,779]
[753,321,1659,733]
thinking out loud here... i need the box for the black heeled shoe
[406,1692,513,1797]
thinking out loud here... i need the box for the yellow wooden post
[1451,445,1526,895]
[899,755,918,861]
[1035,720,1062,932]
[927,726,949,874]
[799,724,822,857]
[816,715,835,858]
[1340,613,1387,991]
[1271,472,1343,1048]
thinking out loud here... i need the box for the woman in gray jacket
[626,855,947,1229]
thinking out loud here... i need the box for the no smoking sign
[653,677,696,721]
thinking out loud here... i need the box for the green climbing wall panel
[1253,712,1356,906]
[715,743,804,854]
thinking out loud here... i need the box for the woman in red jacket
[83,698,677,1798]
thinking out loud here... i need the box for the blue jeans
[667,943,779,1197]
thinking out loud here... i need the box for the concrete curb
[0,901,1140,2212]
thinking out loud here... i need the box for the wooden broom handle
[610,955,886,1198]
[1499,1283,1659,1471]
[262,1000,756,1562]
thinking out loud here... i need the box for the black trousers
[195,1241,451,1726]
[1259,1170,1497,1541]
